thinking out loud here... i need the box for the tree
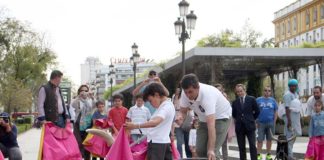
[0,78,32,113]
[0,15,57,112]
[240,20,262,48]
[197,29,242,47]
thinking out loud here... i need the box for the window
[306,10,310,25]
[321,4,324,19]
[287,20,291,33]
[276,25,280,36]
[313,7,318,22]
[293,16,297,31]
[314,65,317,72]
[322,28,324,41]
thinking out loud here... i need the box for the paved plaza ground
[17,128,307,160]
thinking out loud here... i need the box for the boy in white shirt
[127,94,151,142]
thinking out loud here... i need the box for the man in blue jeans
[256,86,278,160]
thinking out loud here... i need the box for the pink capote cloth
[171,141,181,160]
[130,139,148,160]
[84,134,110,158]
[0,150,4,160]
[106,127,134,160]
[42,122,82,160]
[305,136,324,160]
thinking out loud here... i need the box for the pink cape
[84,134,110,158]
[0,150,4,160]
[42,122,82,160]
[106,127,134,160]
[305,136,324,160]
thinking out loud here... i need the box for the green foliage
[16,123,32,134]
[197,29,242,47]
[246,75,262,98]
[297,42,324,48]
[103,70,150,100]
[197,20,265,48]
[0,13,57,113]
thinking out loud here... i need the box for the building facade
[273,0,324,98]
[93,58,155,99]
[81,57,103,85]
[273,0,324,47]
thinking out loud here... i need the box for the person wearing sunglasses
[71,85,95,160]
[132,70,169,115]
[256,86,278,160]
[178,74,232,160]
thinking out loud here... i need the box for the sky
[0,0,296,86]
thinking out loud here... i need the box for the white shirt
[189,129,197,146]
[147,99,175,143]
[180,83,232,122]
[127,105,151,134]
[306,94,324,116]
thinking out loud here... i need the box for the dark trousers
[236,125,257,160]
[73,121,90,160]
[175,128,192,158]
[147,142,173,160]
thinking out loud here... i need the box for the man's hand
[207,150,216,160]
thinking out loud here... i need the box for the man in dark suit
[232,84,260,160]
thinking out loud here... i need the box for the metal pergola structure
[113,47,324,104]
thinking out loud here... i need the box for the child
[305,100,324,160]
[89,102,106,160]
[92,101,107,128]
[108,94,128,131]
[308,100,324,137]
[189,119,198,158]
[126,94,151,142]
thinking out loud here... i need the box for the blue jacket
[232,95,260,132]
[309,111,324,137]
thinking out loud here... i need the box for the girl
[189,119,198,158]
[305,100,324,160]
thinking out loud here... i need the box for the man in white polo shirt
[177,74,232,160]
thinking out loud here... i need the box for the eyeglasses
[80,90,88,92]
[149,73,156,76]
[264,90,271,92]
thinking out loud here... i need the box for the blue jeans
[175,127,192,158]
[131,134,142,143]
[257,122,275,142]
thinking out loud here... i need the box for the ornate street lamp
[174,0,197,77]
[130,43,140,91]
[108,63,115,100]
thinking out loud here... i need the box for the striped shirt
[127,105,151,134]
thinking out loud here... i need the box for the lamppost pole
[110,78,113,98]
[181,21,186,76]
[130,43,139,90]
[108,62,115,102]
[133,62,137,91]
[174,0,197,77]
